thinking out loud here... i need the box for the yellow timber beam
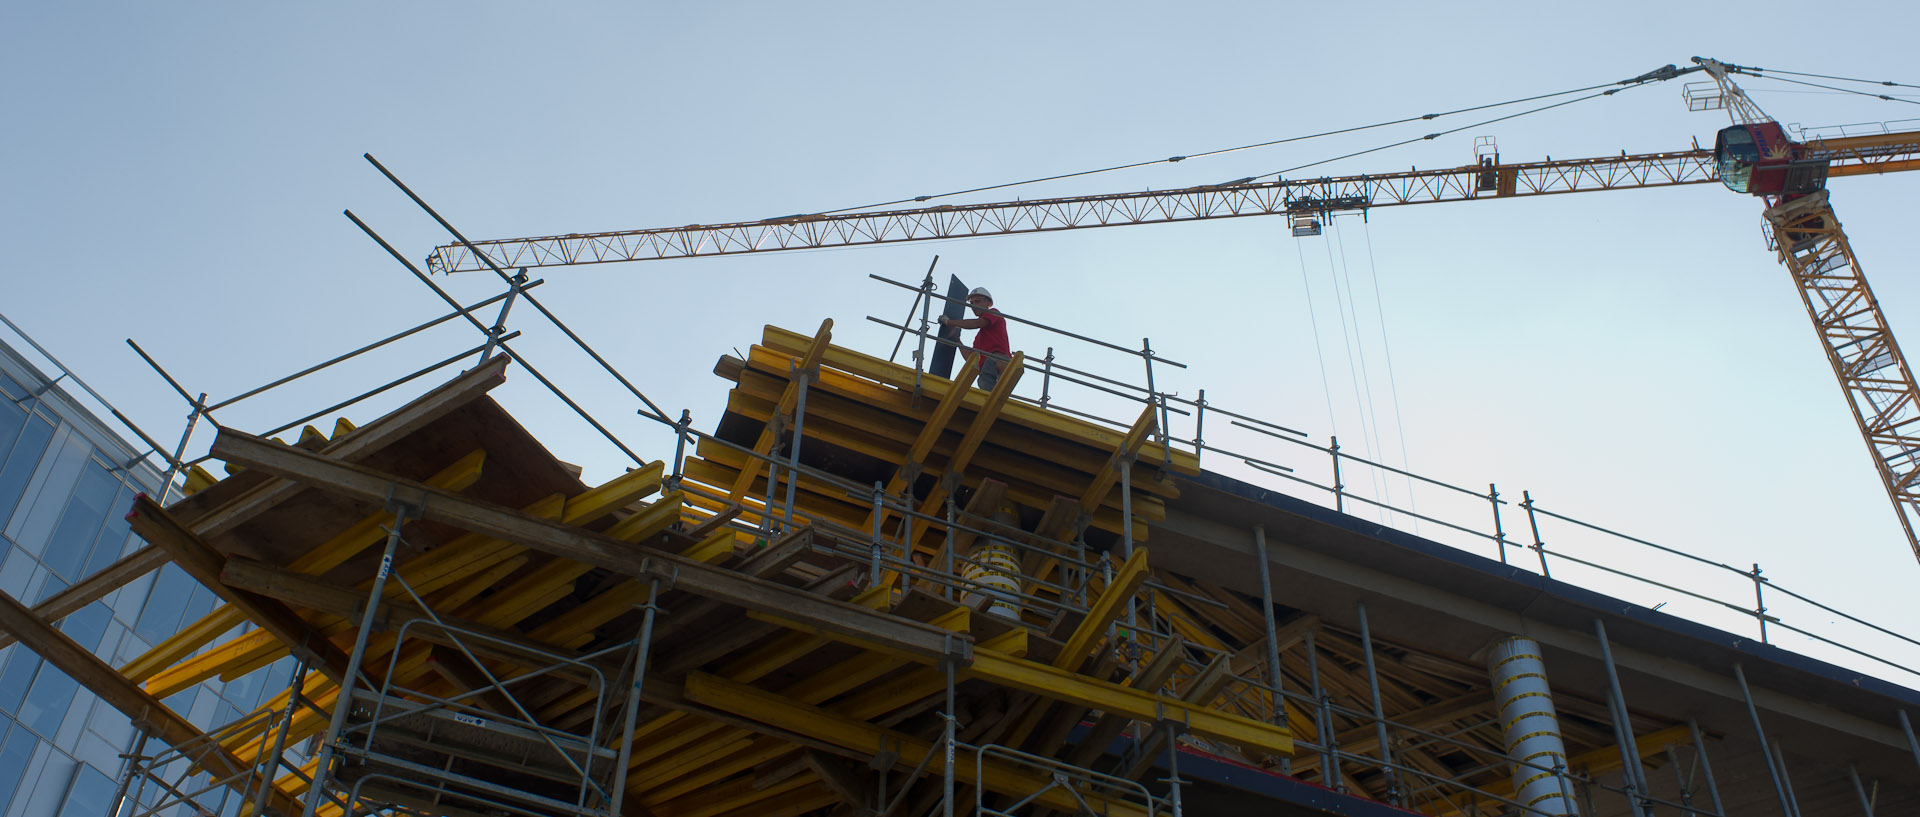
[967,646,1293,756]
[731,319,833,501]
[915,352,1024,521]
[1431,724,1694,816]
[1079,403,1157,518]
[1055,546,1151,671]
[682,672,1150,817]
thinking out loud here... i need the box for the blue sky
[4,2,1916,682]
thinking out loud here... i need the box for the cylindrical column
[1486,636,1577,815]
[963,537,1023,620]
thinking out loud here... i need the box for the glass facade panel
[0,724,38,813]
[41,461,117,581]
[17,665,78,737]
[0,415,54,532]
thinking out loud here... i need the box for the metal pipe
[1253,526,1289,775]
[302,505,412,817]
[1192,389,1207,468]
[1687,717,1726,817]
[1354,602,1398,805]
[481,269,528,361]
[1734,663,1798,817]
[668,409,691,493]
[1847,762,1874,817]
[1593,619,1654,815]
[1753,563,1770,643]
[1305,631,1338,790]
[1488,483,1507,564]
[870,481,885,586]
[609,577,664,816]
[943,649,957,817]
[783,364,810,529]
[1770,739,1803,817]
[109,731,150,817]
[1330,437,1344,514]
[1522,490,1552,579]
[1900,709,1920,772]
[1121,454,1136,629]
[1039,347,1055,407]
[360,156,675,421]
[1165,720,1185,817]
[160,395,206,503]
[250,660,309,817]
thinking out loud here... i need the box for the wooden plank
[0,589,304,817]
[0,545,167,652]
[210,429,969,663]
[187,354,509,540]
[126,495,351,683]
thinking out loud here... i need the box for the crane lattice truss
[1770,194,1920,561]
[427,150,1719,272]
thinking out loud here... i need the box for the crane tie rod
[803,66,1691,219]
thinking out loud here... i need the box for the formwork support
[1594,619,1654,816]
[1688,716,1727,817]
[303,499,414,817]
[1354,602,1398,806]
[1735,663,1801,817]
[1253,525,1290,775]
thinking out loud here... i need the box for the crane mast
[431,66,1920,563]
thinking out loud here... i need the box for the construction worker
[940,286,1011,390]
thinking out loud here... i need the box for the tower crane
[427,60,1920,564]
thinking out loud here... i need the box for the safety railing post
[1329,436,1344,514]
[1039,346,1055,408]
[668,409,692,493]
[1193,388,1207,469]
[1751,563,1769,643]
[1488,483,1507,564]
[913,260,937,392]
[480,268,527,361]
[1521,490,1552,579]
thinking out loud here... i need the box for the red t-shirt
[973,311,1010,357]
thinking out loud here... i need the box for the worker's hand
[938,315,950,326]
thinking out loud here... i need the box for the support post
[1305,630,1338,790]
[302,502,414,817]
[668,409,692,493]
[1163,719,1185,817]
[1735,663,1799,817]
[1900,709,1920,772]
[610,576,665,816]
[162,395,207,503]
[1193,389,1207,469]
[870,481,886,586]
[1594,620,1654,816]
[109,731,150,817]
[1770,739,1803,817]
[943,644,958,817]
[1752,563,1770,643]
[251,660,310,817]
[783,362,811,529]
[1687,717,1726,817]
[1354,602,1398,806]
[1121,455,1135,629]
[1253,526,1289,775]
[913,260,937,389]
[1847,762,1875,817]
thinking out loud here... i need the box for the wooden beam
[126,496,351,683]
[0,589,304,817]
[0,545,166,651]
[209,428,969,663]
[188,354,509,539]
[915,352,1025,520]
[1077,403,1157,517]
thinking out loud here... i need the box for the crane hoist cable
[808,68,1683,219]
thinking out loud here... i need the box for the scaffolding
[0,156,1915,817]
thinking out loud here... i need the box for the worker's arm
[942,315,990,330]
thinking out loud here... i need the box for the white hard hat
[968,287,993,302]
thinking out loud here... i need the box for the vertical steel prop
[1770,739,1804,817]
[1687,717,1726,817]
[1354,602,1398,806]
[1305,630,1338,790]
[783,362,811,530]
[108,731,150,817]
[609,576,665,817]
[1900,709,1920,772]
[1846,762,1875,817]
[1253,526,1289,775]
[1735,663,1800,817]
[303,501,414,817]
[1593,620,1654,816]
